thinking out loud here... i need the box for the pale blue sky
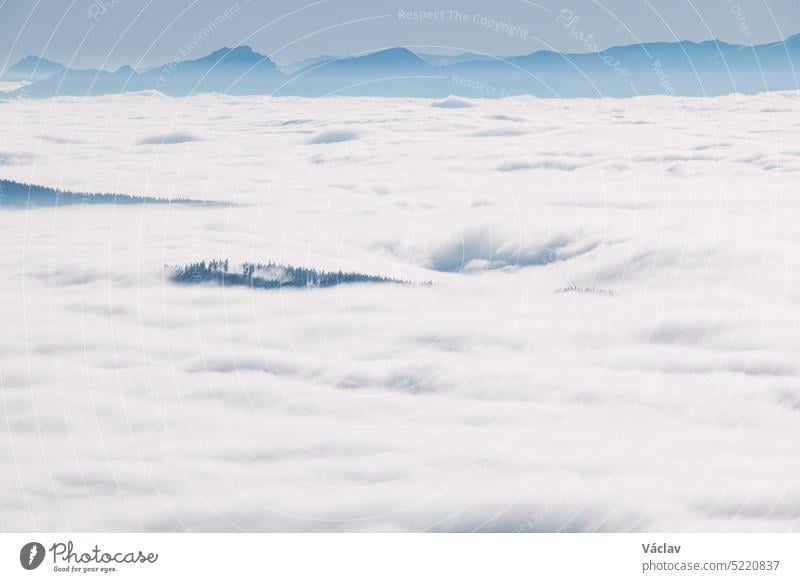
[1,0,799,71]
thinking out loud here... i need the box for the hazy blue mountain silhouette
[139,46,282,95]
[1,55,65,82]
[442,35,800,97]
[5,34,800,99]
[298,47,430,73]
[417,52,498,66]
[283,47,439,96]
[10,46,282,98]
[11,65,139,98]
[278,55,339,75]
[0,179,221,208]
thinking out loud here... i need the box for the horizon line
[6,29,800,74]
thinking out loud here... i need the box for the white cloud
[431,96,474,109]
[307,129,360,144]
[1,91,799,531]
[137,132,199,145]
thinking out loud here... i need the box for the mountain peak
[358,47,422,63]
[784,32,800,45]
[2,55,65,82]
[205,45,267,62]
[292,46,428,77]
[17,55,47,65]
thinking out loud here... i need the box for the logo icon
[20,542,46,570]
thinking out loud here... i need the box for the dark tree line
[171,259,421,289]
[0,179,219,208]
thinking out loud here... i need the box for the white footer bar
[1,533,796,581]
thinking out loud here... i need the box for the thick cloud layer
[1,92,799,532]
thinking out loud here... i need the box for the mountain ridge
[4,35,800,99]
[1,55,65,82]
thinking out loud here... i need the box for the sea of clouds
[1,91,800,531]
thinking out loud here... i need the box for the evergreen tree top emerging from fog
[171,260,421,289]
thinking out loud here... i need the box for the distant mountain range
[2,34,800,99]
